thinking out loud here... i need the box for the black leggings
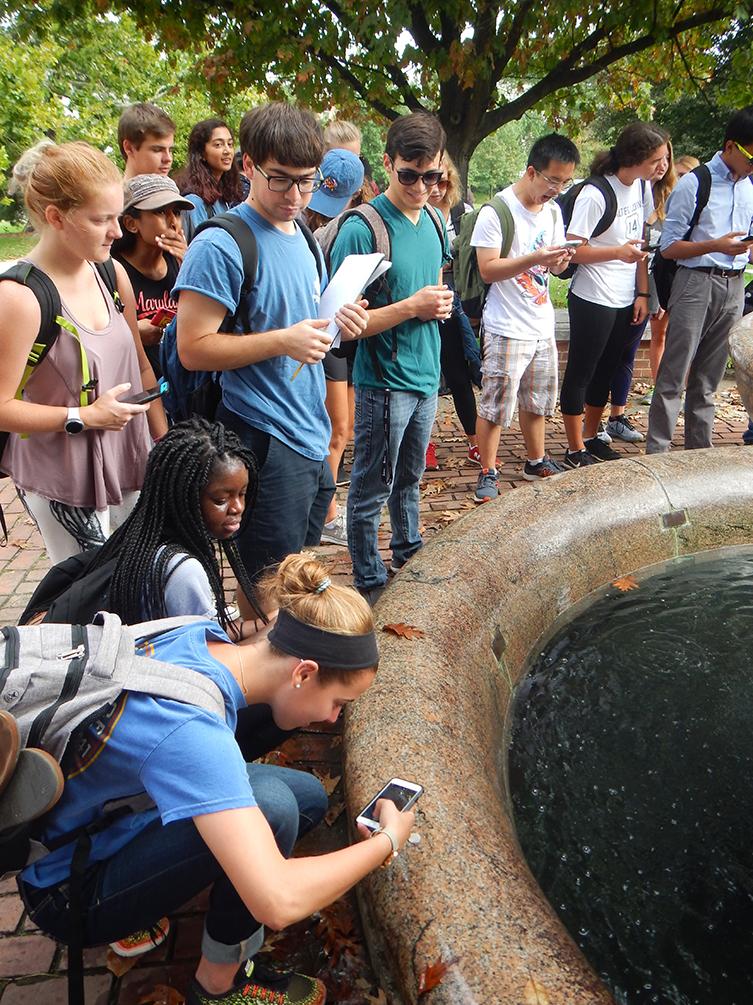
[439,315,477,436]
[560,292,635,415]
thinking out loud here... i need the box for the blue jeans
[20,765,327,965]
[744,419,753,445]
[347,387,437,590]
[216,406,335,581]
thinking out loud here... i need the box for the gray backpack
[0,612,229,1005]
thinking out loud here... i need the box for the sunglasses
[392,165,445,188]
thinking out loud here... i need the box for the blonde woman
[0,141,166,563]
[17,553,416,1005]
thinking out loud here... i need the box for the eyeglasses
[734,141,753,163]
[534,170,574,192]
[255,165,322,193]
[393,166,445,188]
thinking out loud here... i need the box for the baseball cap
[122,174,194,214]
[307,149,365,219]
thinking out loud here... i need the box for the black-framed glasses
[255,164,322,193]
[534,169,574,192]
[394,166,445,188]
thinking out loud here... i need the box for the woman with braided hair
[89,416,264,635]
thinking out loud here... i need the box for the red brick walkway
[0,380,749,1003]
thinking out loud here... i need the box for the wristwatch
[64,407,85,435]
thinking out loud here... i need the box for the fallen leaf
[8,539,28,549]
[422,479,447,496]
[612,574,639,592]
[324,799,345,827]
[418,956,459,996]
[383,622,426,640]
[136,985,185,1004]
[106,948,139,978]
[524,976,551,1004]
[311,770,341,797]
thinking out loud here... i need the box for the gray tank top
[1,263,151,509]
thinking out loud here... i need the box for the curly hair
[176,118,244,208]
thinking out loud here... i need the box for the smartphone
[121,380,169,405]
[740,235,753,244]
[642,243,660,252]
[355,777,423,833]
[151,307,176,328]
[558,240,583,249]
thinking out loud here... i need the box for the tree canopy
[85,0,753,179]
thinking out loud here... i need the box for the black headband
[268,609,379,670]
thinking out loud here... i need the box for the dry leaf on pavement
[106,948,139,978]
[418,956,459,996]
[383,622,426,640]
[523,976,551,1004]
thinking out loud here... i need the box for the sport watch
[64,407,85,435]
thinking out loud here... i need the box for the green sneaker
[186,957,327,1005]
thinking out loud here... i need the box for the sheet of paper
[319,253,391,349]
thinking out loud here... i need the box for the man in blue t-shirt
[174,104,368,607]
[329,113,453,604]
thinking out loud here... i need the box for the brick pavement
[0,380,749,1003]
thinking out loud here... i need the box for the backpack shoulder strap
[1,262,61,385]
[587,176,619,239]
[297,220,324,283]
[423,203,448,259]
[94,259,124,314]
[337,203,392,261]
[450,202,464,236]
[194,213,259,333]
[688,164,712,234]
[487,195,515,258]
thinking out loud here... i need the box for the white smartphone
[355,777,424,832]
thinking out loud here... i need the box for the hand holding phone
[355,777,423,833]
[740,234,753,244]
[120,380,169,405]
[558,240,583,249]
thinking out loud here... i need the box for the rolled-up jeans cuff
[201,923,264,964]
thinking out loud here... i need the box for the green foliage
[468,112,549,201]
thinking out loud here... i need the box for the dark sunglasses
[394,167,444,188]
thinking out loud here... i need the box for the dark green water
[509,548,753,1005]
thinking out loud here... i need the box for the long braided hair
[92,418,263,635]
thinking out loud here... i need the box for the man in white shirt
[470,134,579,500]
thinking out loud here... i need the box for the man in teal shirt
[329,113,453,603]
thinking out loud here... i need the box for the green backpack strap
[488,195,515,259]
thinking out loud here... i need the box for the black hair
[175,117,244,208]
[385,112,446,164]
[239,103,324,169]
[111,207,141,257]
[91,418,264,635]
[528,133,580,172]
[590,122,668,176]
[724,106,753,147]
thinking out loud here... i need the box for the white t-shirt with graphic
[568,175,654,308]
[471,186,564,341]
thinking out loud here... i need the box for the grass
[550,275,570,310]
[0,233,38,262]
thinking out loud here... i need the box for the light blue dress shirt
[660,152,753,269]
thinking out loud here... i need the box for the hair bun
[9,140,55,198]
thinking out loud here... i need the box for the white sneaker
[320,511,348,547]
[606,415,644,443]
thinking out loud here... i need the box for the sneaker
[522,457,566,481]
[110,918,170,958]
[388,560,405,575]
[186,958,326,1005]
[425,441,439,471]
[605,415,644,443]
[320,510,347,547]
[474,467,499,503]
[583,436,622,461]
[640,387,654,405]
[357,584,386,607]
[563,449,598,469]
[595,421,612,444]
[467,443,482,466]
[335,458,350,486]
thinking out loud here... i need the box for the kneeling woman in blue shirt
[17,553,411,1005]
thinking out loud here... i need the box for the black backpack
[18,546,116,626]
[651,164,712,311]
[0,260,123,544]
[160,213,323,422]
[556,176,620,281]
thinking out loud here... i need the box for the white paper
[319,253,391,349]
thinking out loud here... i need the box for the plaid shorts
[478,333,558,427]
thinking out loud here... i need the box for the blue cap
[308,148,365,218]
